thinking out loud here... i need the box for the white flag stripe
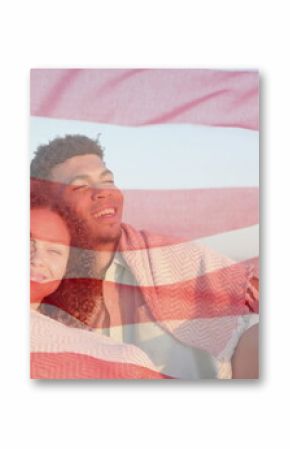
[30,310,156,370]
[196,225,259,262]
[31,310,259,379]
[32,226,257,287]
[30,117,259,189]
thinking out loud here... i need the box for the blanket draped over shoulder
[119,224,259,361]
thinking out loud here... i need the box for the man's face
[50,154,123,247]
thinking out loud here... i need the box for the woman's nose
[30,245,45,266]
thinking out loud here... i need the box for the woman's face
[30,208,71,303]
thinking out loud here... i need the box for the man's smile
[91,203,120,223]
[93,207,116,219]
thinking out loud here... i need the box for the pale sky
[30,117,259,190]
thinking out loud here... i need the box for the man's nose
[91,186,112,201]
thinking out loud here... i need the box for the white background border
[1,1,288,448]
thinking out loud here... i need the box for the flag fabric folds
[30,69,259,379]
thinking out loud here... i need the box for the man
[31,134,259,379]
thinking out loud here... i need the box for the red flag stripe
[31,352,171,379]
[31,178,258,245]
[123,188,259,240]
[31,69,259,130]
[33,260,258,327]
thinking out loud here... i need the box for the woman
[30,187,71,307]
[31,181,103,328]
[30,182,166,379]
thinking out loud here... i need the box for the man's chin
[91,223,122,250]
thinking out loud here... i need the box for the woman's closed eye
[47,248,63,256]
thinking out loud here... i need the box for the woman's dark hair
[31,179,71,226]
[31,179,101,329]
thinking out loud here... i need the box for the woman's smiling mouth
[30,272,49,282]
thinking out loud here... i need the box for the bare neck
[93,239,119,279]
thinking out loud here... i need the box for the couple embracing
[30,134,259,380]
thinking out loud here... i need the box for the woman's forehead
[30,208,70,245]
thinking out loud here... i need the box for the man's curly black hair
[31,134,104,179]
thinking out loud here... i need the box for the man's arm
[231,323,259,379]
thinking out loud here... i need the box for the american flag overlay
[30,69,259,379]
